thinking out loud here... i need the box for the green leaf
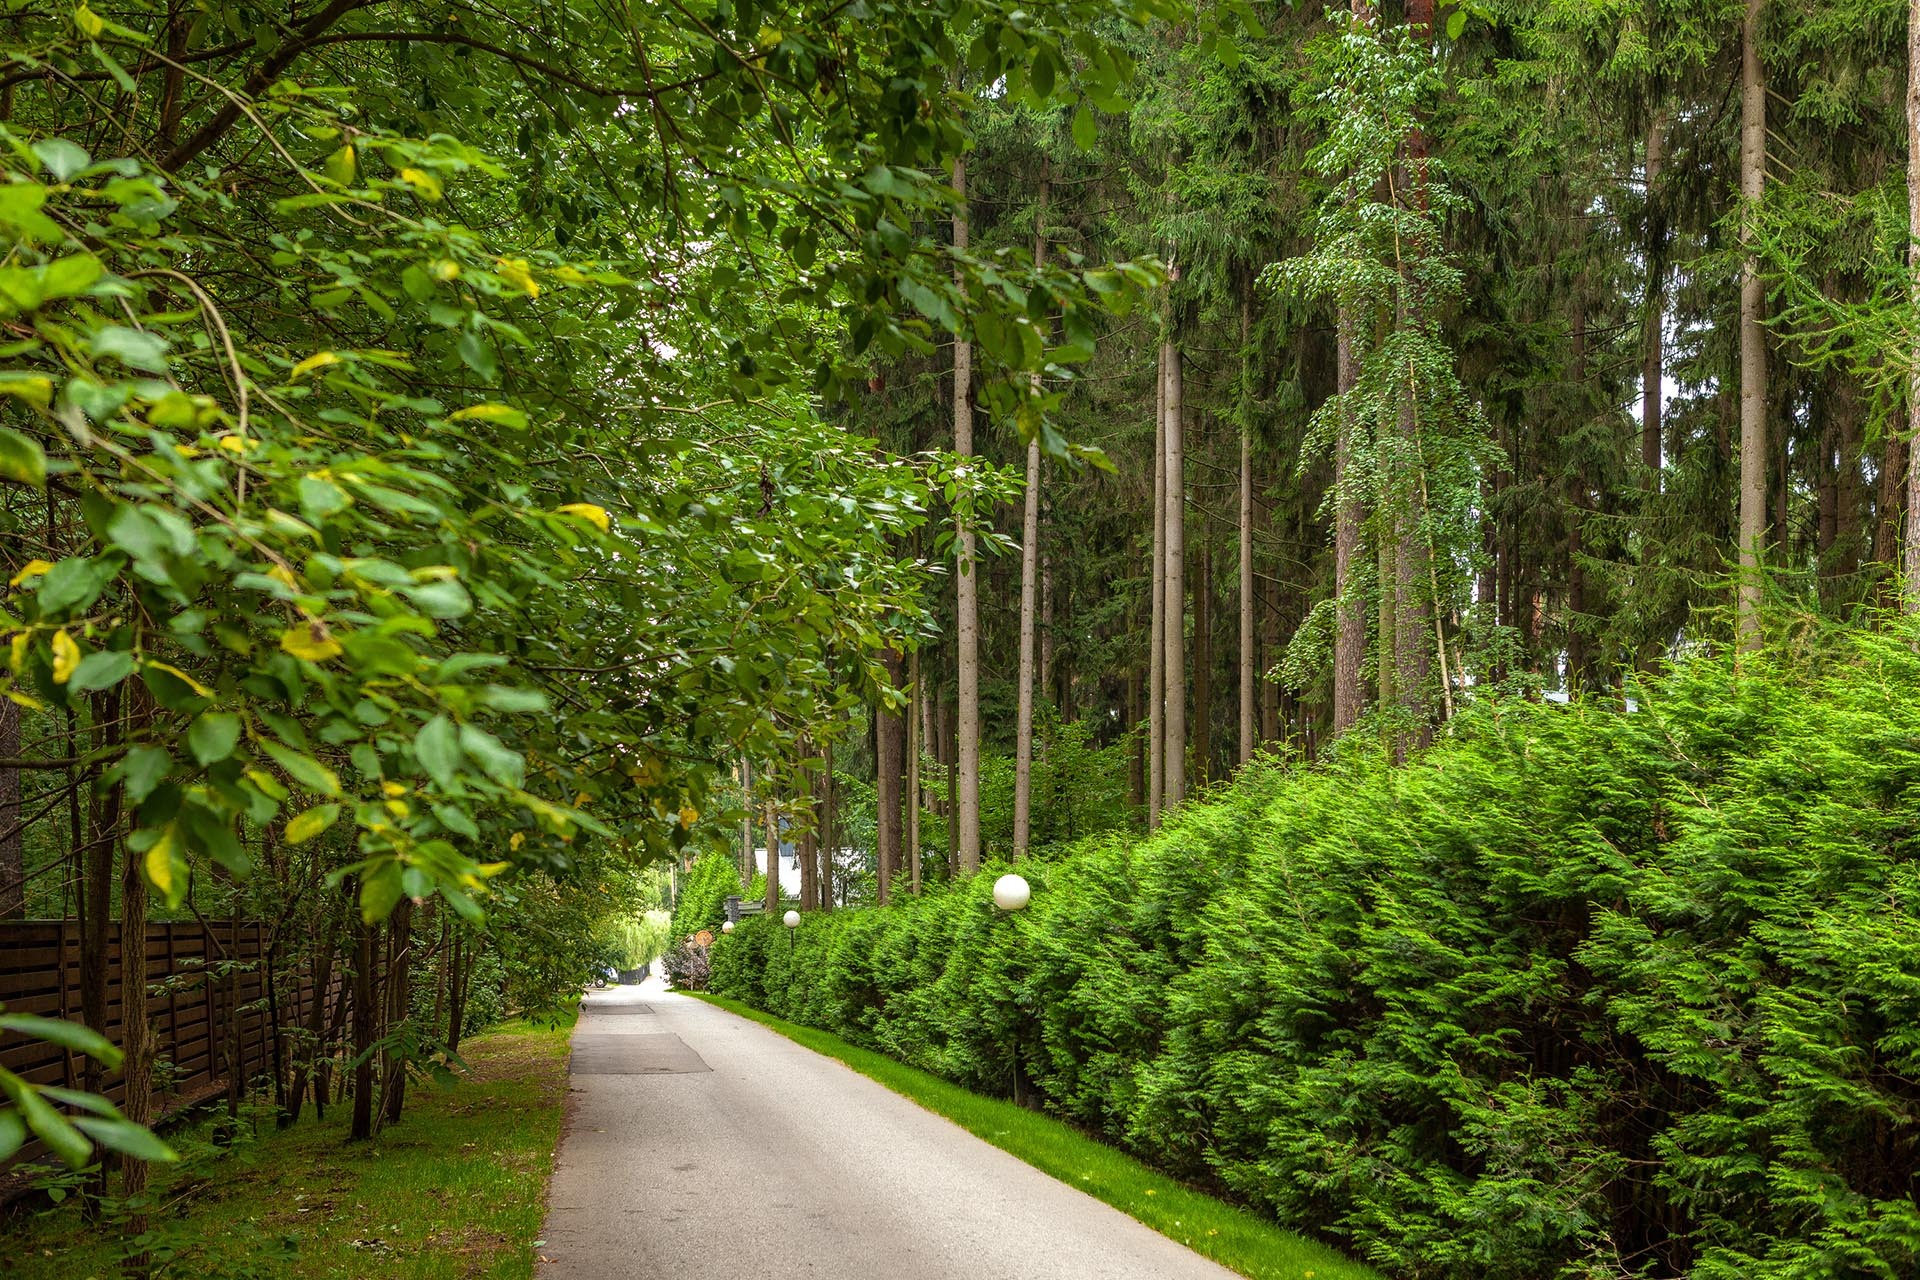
[259,740,341,797]
[0,1109,24,1161]
[1072,103,1098,151]
[116,746,171,804]
[458,724,524,788]
[66,649,135,694]
[89,325,171,373]
[285,803,340,844]
[1446,9,1468,39]
[9,1076,91,1168]
[142,825,188,907]
[415,715,462,788]
[360,859,404,923]
[0,427,46,488]
[71,1115,177,1163]
[33,554,119,615]
[0,1014,121,1065]
[32,138,90,181]
[187,712,241,766]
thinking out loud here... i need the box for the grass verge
[689,992,1381,1280]
[3,1010,574,1280]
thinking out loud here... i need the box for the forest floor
[3,1012,573,1279]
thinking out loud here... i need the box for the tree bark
[1333,306,1366,734]
[79,689,118,1216]
[1905,0,1920,608]
[1737,0,1768,648]
[1013,168,1047,860]
[379,896,413,1127]
[0,699,20,915]
[349,910,376,1141]
[1149,344,1167,826]
[905,654,921,893]
[877,655,903,901]
[1193,532,1212,787]
[953,156,982,874]
[1163,340,1187,808]
[1239,295,1256,767]
[762,778,780,916]
[117,800,152,1263]
[1643,112,1667,480]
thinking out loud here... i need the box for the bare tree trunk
[349,911,376,1141]
[1643,112,1667,480]
[1239,296,1256,767]
[821,739,836,910]
[797,750,817,912]
[762,775,780,916]
[1737,0,1768,648]
[1333,307,1366,734]
[953,156,982,874]
[737,759,753,887]
[379,897,413,1127]
[1905,0,1920,608]
[1013,169,1048,860]
[1193,533,1212,787]
[1040,554,1055,710]
[79,690,117,1217]
[0,699,18,916]
[877,652,904,900]
[905,653,921,893]
[1163,341,1187,808]
[118,814,152,1270]
[1149,344,1167,826]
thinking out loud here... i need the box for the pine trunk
[1737,0,1769,648]
[1905,0,1920,608]
[876,652,904,902]
[1333,306,1366,734]
[1163,341,1187,808]
[953,156,982,874]
[1149,344,1167,826]
[906,655,921,893]
[1013,170,1046,860]
[1238,291,1256,767]
[1643,113,1667,480]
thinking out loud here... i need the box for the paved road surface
[537,979,1241,1279]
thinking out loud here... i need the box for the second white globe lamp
[992,873,1031,912]
[783,909,800,928]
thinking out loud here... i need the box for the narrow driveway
[537,979,1241,1279]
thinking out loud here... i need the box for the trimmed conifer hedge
[709,634,1920,1279]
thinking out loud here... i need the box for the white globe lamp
[992,873,1031,912]
[721,921,734,934]
[783,910,800,928]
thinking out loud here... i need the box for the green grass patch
[3,1011,575,1279]
[690,992,1380,1280]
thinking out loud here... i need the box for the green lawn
[4,1013,573,1279]
[690,993,1382,1280]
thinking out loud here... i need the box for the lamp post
[784,908,799,952]
[992,873,1032,1105]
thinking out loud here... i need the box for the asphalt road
[536,979,1241,1279]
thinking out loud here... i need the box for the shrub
[669,852,749,942]
[663,932,713,991]
[710,631,1920,1279]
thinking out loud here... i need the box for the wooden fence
[0,919,341,1172]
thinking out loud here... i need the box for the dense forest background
[2,0,1919,1251]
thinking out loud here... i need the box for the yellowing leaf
[477,862,509,878]
[495,257,539,297]
[678,804,699,829]
[5,689,43,711]
[447,403,528,428]
[430,259,461,282]
[291,352,339,379]
[216,434,254,454]
[8,559,52,587]
[381,780,409,798]
[557,502,609,533]
[284,803,340,845]
[143,826,185,906]
[398,167,443,200]
[7,632,26,674]
[322,144,357,187]
[509,831,525,851]
[280,623,343,663]
[0,376,53,409]
[145,660,212,697]
[73,3,104,38]
[50,630,79,684]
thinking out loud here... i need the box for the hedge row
[710,633,1920,1279]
